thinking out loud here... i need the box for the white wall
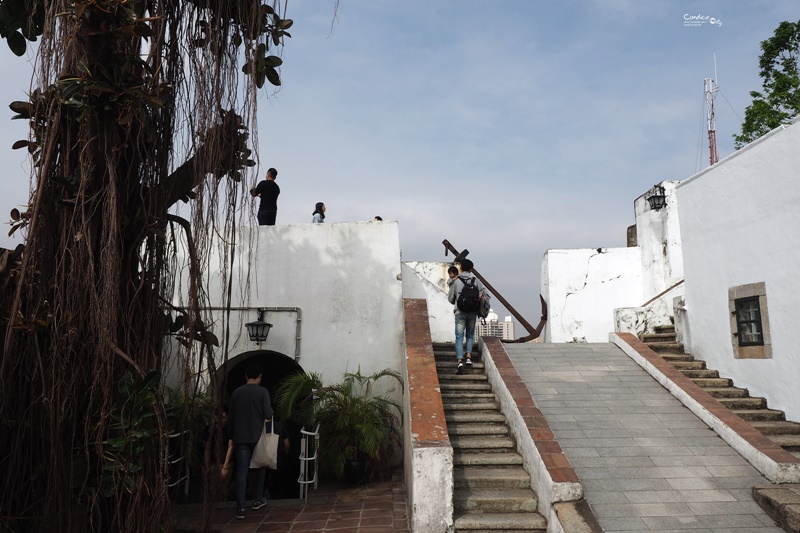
[541,247,643,342]
[178,221,405,389]
[634,180,684,298]
[677,119,800,420]
[401,261,454,343]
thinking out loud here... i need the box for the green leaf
[264,65,281,87]
[7,31,26,56]
[264,55,283,68]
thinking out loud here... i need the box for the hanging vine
[0,1,292,532]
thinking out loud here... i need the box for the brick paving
[206,471,408,533]
[505,343,784,532]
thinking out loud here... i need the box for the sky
[0,1,797,332]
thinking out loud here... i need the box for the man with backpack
[447,259,489,374]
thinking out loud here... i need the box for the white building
[539,116,800,420]
[476,310,515,340]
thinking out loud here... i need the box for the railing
[298,424,320,502]
[166,429,190,498]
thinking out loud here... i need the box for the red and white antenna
[705,53,720,165]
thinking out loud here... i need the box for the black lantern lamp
[245,308,272,347]
[646,184,667,211]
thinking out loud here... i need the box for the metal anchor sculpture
[443,239,547,343]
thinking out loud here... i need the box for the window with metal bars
[735,296,764,346]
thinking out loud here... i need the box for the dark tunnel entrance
[217,350,306,500]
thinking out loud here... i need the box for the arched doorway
[217,350,305,499]
[217,349,304,405]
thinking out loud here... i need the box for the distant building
[476,310,515,340]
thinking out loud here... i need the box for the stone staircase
[642,325,800,457]
[433,342,547,532]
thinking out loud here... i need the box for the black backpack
[456,276,481,313]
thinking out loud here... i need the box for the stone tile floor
[203,471,408,533]
[504,343,784,532]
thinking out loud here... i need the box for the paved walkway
[505,343,783,533]
[177,470,408,532]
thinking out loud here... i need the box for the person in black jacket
[250,168,280,225]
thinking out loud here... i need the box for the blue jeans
[233,443,265,509]
[455,312,477,360]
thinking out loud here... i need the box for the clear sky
[0,1,797,331]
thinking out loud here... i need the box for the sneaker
[252,497,268,510]
[234,508,245,520]
[456,362,464,374]
[465,357,473,366]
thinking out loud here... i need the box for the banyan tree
[0,1,292,531]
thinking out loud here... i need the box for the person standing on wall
[250,168,280,225]
[311,202,325,223]
[447,259,489,374]
[224,364,273,520]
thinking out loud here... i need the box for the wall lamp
[646,184,667,211]
[245,308,272,347]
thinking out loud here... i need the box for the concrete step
[447,412,507,424]
[443,401,501,411]
[660,353,696,362]
[454,488,538,513]
[441,392,497,401]
[646,342,685,353]
[450,435,516,451]
[436,360,485,370]
[717,397,767,409]
[749,421,800,435]
[454,511,547,532]
[654,324,675,333]
[691,377,732,387]
[438,373,488,382]
[733,409,786,422]
[455,452,524,467]
[454,467,531,489]
[641,332,677,343]
[439,382,493,393]
[680,369,720,379]
[442,396,500,411]
[448,423,509,436]
[767,434,800,450]
[671,360,707,370]
[703,386,750,398]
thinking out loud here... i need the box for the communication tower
[705,55,720,165]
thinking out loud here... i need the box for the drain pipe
[196,306,303,362]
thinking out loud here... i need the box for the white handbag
[249,421,279,469]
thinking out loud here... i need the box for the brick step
[455,452,524,467]
[767,434,800,450]
[447,412,508,424]
[438,373,488,382]
[454,467,531,489]
[441,392,497,401]
[453,488,538,513]
[448,423,509,436]
[702,386,750,398]
[749,420,800,435]
[443,401,501,411]
[680,369,720,379]
[654,324,676,334]
[733,409,786,422]
[439,382,493,393]
[454,511,547,532]
[671,360,707,370]
[451,435,516,451]
[641,332,677,343]
[690,377,732,388]
[646,342,685,353]
[717,397,767,409]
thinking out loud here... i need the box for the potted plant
[275,367,402,483]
